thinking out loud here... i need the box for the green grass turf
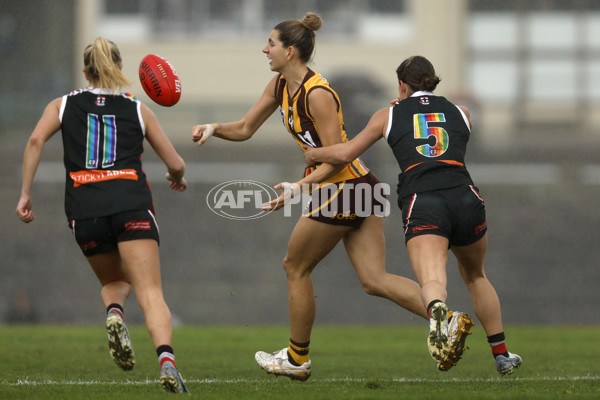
[0,324,598,399]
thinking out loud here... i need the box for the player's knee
[282,255,311,281]
[360,279,383,297]
[464,276,488,291]
[136,289,166,311]
[461,269,486,286]
[282,255,296,278]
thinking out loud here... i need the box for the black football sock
[487,332,509,358]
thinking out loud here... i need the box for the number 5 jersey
[386,92,475,200]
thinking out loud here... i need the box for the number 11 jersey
[59,88,153,220]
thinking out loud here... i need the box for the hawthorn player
[15,37,190,393]
[191,13,444,380]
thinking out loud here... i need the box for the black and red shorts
[400,185,486,246]
[303,172,389,228]
[69,209,160,257]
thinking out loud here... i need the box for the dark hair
[396,55,441,92]
[274,12,322,63]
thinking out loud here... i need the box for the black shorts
[400,185,486,246]
[303,172,389,228]
[70,209,160,257]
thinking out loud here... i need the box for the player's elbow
[238,130,254,141]
[27,135,45,151]
[228,119,258,141]
[238,124,258,141]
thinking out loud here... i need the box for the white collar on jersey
[87,87,119,95]
[411,91,434,97]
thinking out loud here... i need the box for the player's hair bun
[301,12,322,32]
[421,74,442,92]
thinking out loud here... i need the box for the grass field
[0,324,598,399]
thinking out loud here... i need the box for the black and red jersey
[59,88,153,220]
[385,92,474,199]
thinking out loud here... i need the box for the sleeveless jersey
[59,88,154,220]
[385,92,474,199]
[274,69,369,184]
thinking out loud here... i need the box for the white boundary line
[5,375,600,386]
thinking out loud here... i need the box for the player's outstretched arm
[304,107,388,166]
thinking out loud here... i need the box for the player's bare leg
[89,251,136,371]
[452,234,502,336]
[255,217,349,380]
[343,215,426,318]
[452,233,521,374]
[118,239,172,348]
[406,235,451,363]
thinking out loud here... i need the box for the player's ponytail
[275,12,322,63]
[396,55,441,92]
[83,37,131,91]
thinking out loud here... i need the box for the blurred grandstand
[1,0,599,325]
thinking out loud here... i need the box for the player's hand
[166,173,188,192]
[262,182,301,211]
[192,124,215,146]
[302,145,317,167]
[390,97,401,106]
[16,196,35,223]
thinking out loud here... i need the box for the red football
[139,54,181,107]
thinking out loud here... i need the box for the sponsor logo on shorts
[125,220,152,231]
[80,240,99,251]
[411,224,439,233]
[475,220,487,235]
[329,211,358,221]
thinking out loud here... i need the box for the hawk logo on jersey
[96,96,106,106]
[419,97,430,105]
[288,106,294,130]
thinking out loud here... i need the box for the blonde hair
[274,12,322,63]
[83,37,131,91]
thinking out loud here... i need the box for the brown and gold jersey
[274,69,369,184]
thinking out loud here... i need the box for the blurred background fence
[1,0,599,326]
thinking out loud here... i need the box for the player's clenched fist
[192,124,215,146]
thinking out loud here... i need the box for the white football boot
[255,348,311,381]
[495,352,522,375]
